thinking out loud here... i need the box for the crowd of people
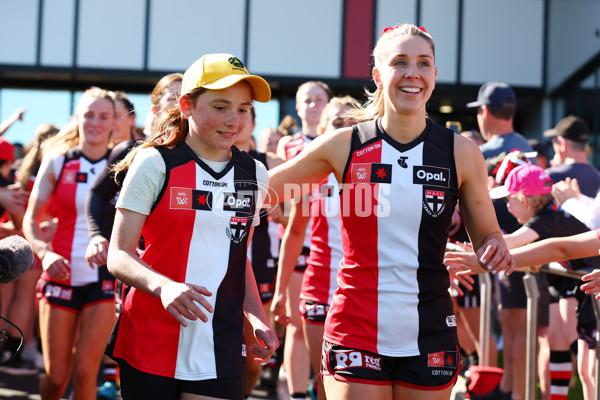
[0,22,599,400]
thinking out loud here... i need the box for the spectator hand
[552,177,581,207]
[160,281,214,327]
[0,185,28,215]
[444,248,486,275]
[447,266,475,296]
[15,107,26,121]
[85,235,109,269]
[581,269,600,299]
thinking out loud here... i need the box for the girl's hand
[159,282,214,327]
[247,322,280,363]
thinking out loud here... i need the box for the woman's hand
[85,235,110,269]
[270,291,290,326]
[475,237,515,276]
[42,251,71,281]
[159,282,214,327]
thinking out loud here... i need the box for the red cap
[0,137,14,162]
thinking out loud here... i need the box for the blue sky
[0,88,281,148]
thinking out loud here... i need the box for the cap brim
[489,185,510,200]
[203,75,271,102]
[543,129,557,138]
[466,100,484,108]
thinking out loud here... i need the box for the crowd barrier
[477,264,600,400]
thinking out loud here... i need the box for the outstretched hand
[581,269,600,299]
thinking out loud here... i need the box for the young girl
[266,24,513,400]
[106,53,278,400]
[23,87,115,400]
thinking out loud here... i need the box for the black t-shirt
[526,203,600,323]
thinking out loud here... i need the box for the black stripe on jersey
[416,121,459,352]
[214,147,258,376]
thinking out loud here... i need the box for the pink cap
[489,164,553,199]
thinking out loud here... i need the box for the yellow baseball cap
[181,53,271,102]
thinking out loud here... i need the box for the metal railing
[478,264,600,400]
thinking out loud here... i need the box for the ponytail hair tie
[380,26,427,36]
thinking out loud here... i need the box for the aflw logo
[176,193,189,206]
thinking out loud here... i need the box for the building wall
[0,0,553,89]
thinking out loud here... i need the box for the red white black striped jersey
[324,119,459,357]
[45,148,109,286]
[108,144,261,380]
[301,173,342,305]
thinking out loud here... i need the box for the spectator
[467,81,534,161]
[544,116,600,198]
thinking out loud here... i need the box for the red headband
[381,26,426,36]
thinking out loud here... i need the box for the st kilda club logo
[226,216,248,243]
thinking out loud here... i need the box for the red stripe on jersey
[343,0,374,79]
[114,161,197,377]
[325,140,382,352]
[46,159,80,284]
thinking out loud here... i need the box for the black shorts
[293,246,310,272]
[497,271,528,309]
[118,360,244,400]
[577,321,598,351]
[300,300,330,324]
[36,276,115,313]
[547,274,578,303]
[321,340,459,389]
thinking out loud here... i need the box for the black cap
[543,116,590,144]
[467,81,516,108]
